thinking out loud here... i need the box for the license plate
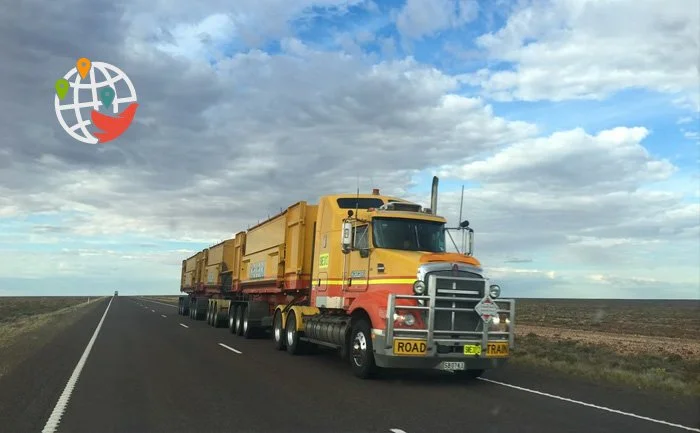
[463,344,482,356]
[442,361,465,371]
[486,342,509,357]
[392,339,427,356]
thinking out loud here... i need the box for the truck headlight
[393,312,416,326]
[489,284,501,298]
[413,280,426,295]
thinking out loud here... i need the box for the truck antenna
[458,184,465,254]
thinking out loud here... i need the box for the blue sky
[1,0,698,299]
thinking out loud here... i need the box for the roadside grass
[0,297,105,379]
[142,295,179,305]
[0,296,95,323]
[511,332,700,397]
[514,298,700,339]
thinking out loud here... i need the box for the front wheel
[349,318,376,379]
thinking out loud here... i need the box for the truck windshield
[372,217,446,252]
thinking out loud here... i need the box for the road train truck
[178,177,515,379]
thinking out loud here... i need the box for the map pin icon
[99,87,115,109]
[55,78,69,100]
[76,58,91,79]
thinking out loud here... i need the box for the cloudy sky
[0,0,698,299]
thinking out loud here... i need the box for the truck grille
[426,270,485,334]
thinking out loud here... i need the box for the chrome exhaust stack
[430,176,438,215]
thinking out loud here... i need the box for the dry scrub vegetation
[511,299,700,396]
[0,296,104,379]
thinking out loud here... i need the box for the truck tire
[285,313,306,355]
[349,318,376,379]
[228,308,237,334]
[242,307,254,339]
[272,311,285,350]
[214,310,223,328]
[235,305,245,336]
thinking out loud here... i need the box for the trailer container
[178,177,515,379]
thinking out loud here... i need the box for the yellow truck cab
[302,177,515,378]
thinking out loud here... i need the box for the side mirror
[460,220,470,228]
[341,221,353,254]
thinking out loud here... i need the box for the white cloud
[0,0,697,298]
[155,13,238,60]
[439,126,676,194]
[471,0,699,105]
[396,0,479,40]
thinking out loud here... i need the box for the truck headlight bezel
[413,280,426,295]
[489,284,501,298]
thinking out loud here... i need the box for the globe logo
[54,57,139,144]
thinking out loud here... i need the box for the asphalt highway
[0,296,698,433]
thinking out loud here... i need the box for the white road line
[138,298,178,308]
[390,429,407,433]
[179,323,189,328]
[161,314,167,318]
[478,378,700,432]
[218,343,242,354]
[151,309,155,313]
[41,296,113,433]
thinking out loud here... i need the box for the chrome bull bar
[384,274,516,353]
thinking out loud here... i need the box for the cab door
[343,223,370,293]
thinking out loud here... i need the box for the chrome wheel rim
[351,332,367,367]
[274,317,281,342]
[286,321,295,346]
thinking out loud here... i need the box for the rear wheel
[235,306,245,336]
[242,307,253,339]
[272,311,285,350]
[285,313,305,355]
[349,318,376,379]
[228,307,236,334]
[215,307,223,328]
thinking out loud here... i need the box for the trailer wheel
[242,308,254,339]
[272,311,285,350]
[214,309,223,328]
[235,306,245,336]
[228,308,237,334]
[211,307,217,327]
[349,318,377,379]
